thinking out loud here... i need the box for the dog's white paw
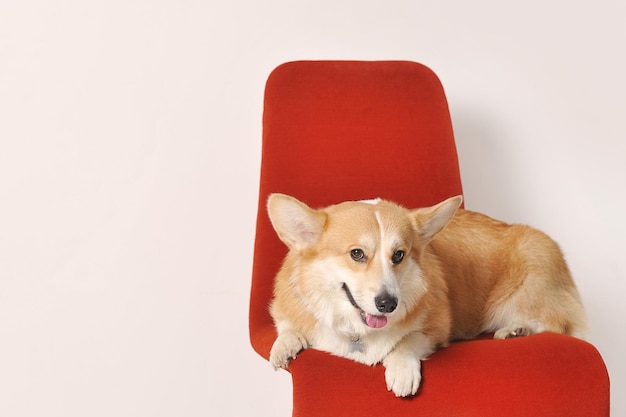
[383,354,422,397]
[269,330,308,370]
[494,325,533,340]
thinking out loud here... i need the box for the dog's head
[267,194,462,334]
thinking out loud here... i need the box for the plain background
[1,1,623,416]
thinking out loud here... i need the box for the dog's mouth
[341,283,388,329]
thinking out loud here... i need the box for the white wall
[1,1,623,416]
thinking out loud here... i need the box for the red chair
[249,60,609,417]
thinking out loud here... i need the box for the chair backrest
[250,60,464,358]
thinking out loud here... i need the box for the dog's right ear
[410,195,463,245]
[267,194,327,251]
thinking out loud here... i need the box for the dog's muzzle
[341,283,396,328]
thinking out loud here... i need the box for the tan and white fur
[267,194,587,397]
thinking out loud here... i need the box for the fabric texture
[249,60,609,417]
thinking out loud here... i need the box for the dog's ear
[410,195,463,244]
[267,194,327,251]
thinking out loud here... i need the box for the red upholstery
[289,333,608,417]
[249,61,609,417]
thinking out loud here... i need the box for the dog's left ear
[410,195,463,244]
[267,194,327,251]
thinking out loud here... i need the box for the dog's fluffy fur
[267,194,587,397]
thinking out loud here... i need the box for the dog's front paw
[383,354,422,397]
[269,330,308,370]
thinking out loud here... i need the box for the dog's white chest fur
[310,325,404,365]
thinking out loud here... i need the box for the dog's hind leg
[486,272,587,340]
[494,324,534,339]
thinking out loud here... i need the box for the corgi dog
[267,194,587,397]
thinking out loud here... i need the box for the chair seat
[288,333,609,417]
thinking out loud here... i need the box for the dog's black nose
[374,293,398,313]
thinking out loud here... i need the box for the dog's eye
[350,249,366,262]
[391,250,405,265]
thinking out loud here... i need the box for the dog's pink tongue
[366,314,387,328]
